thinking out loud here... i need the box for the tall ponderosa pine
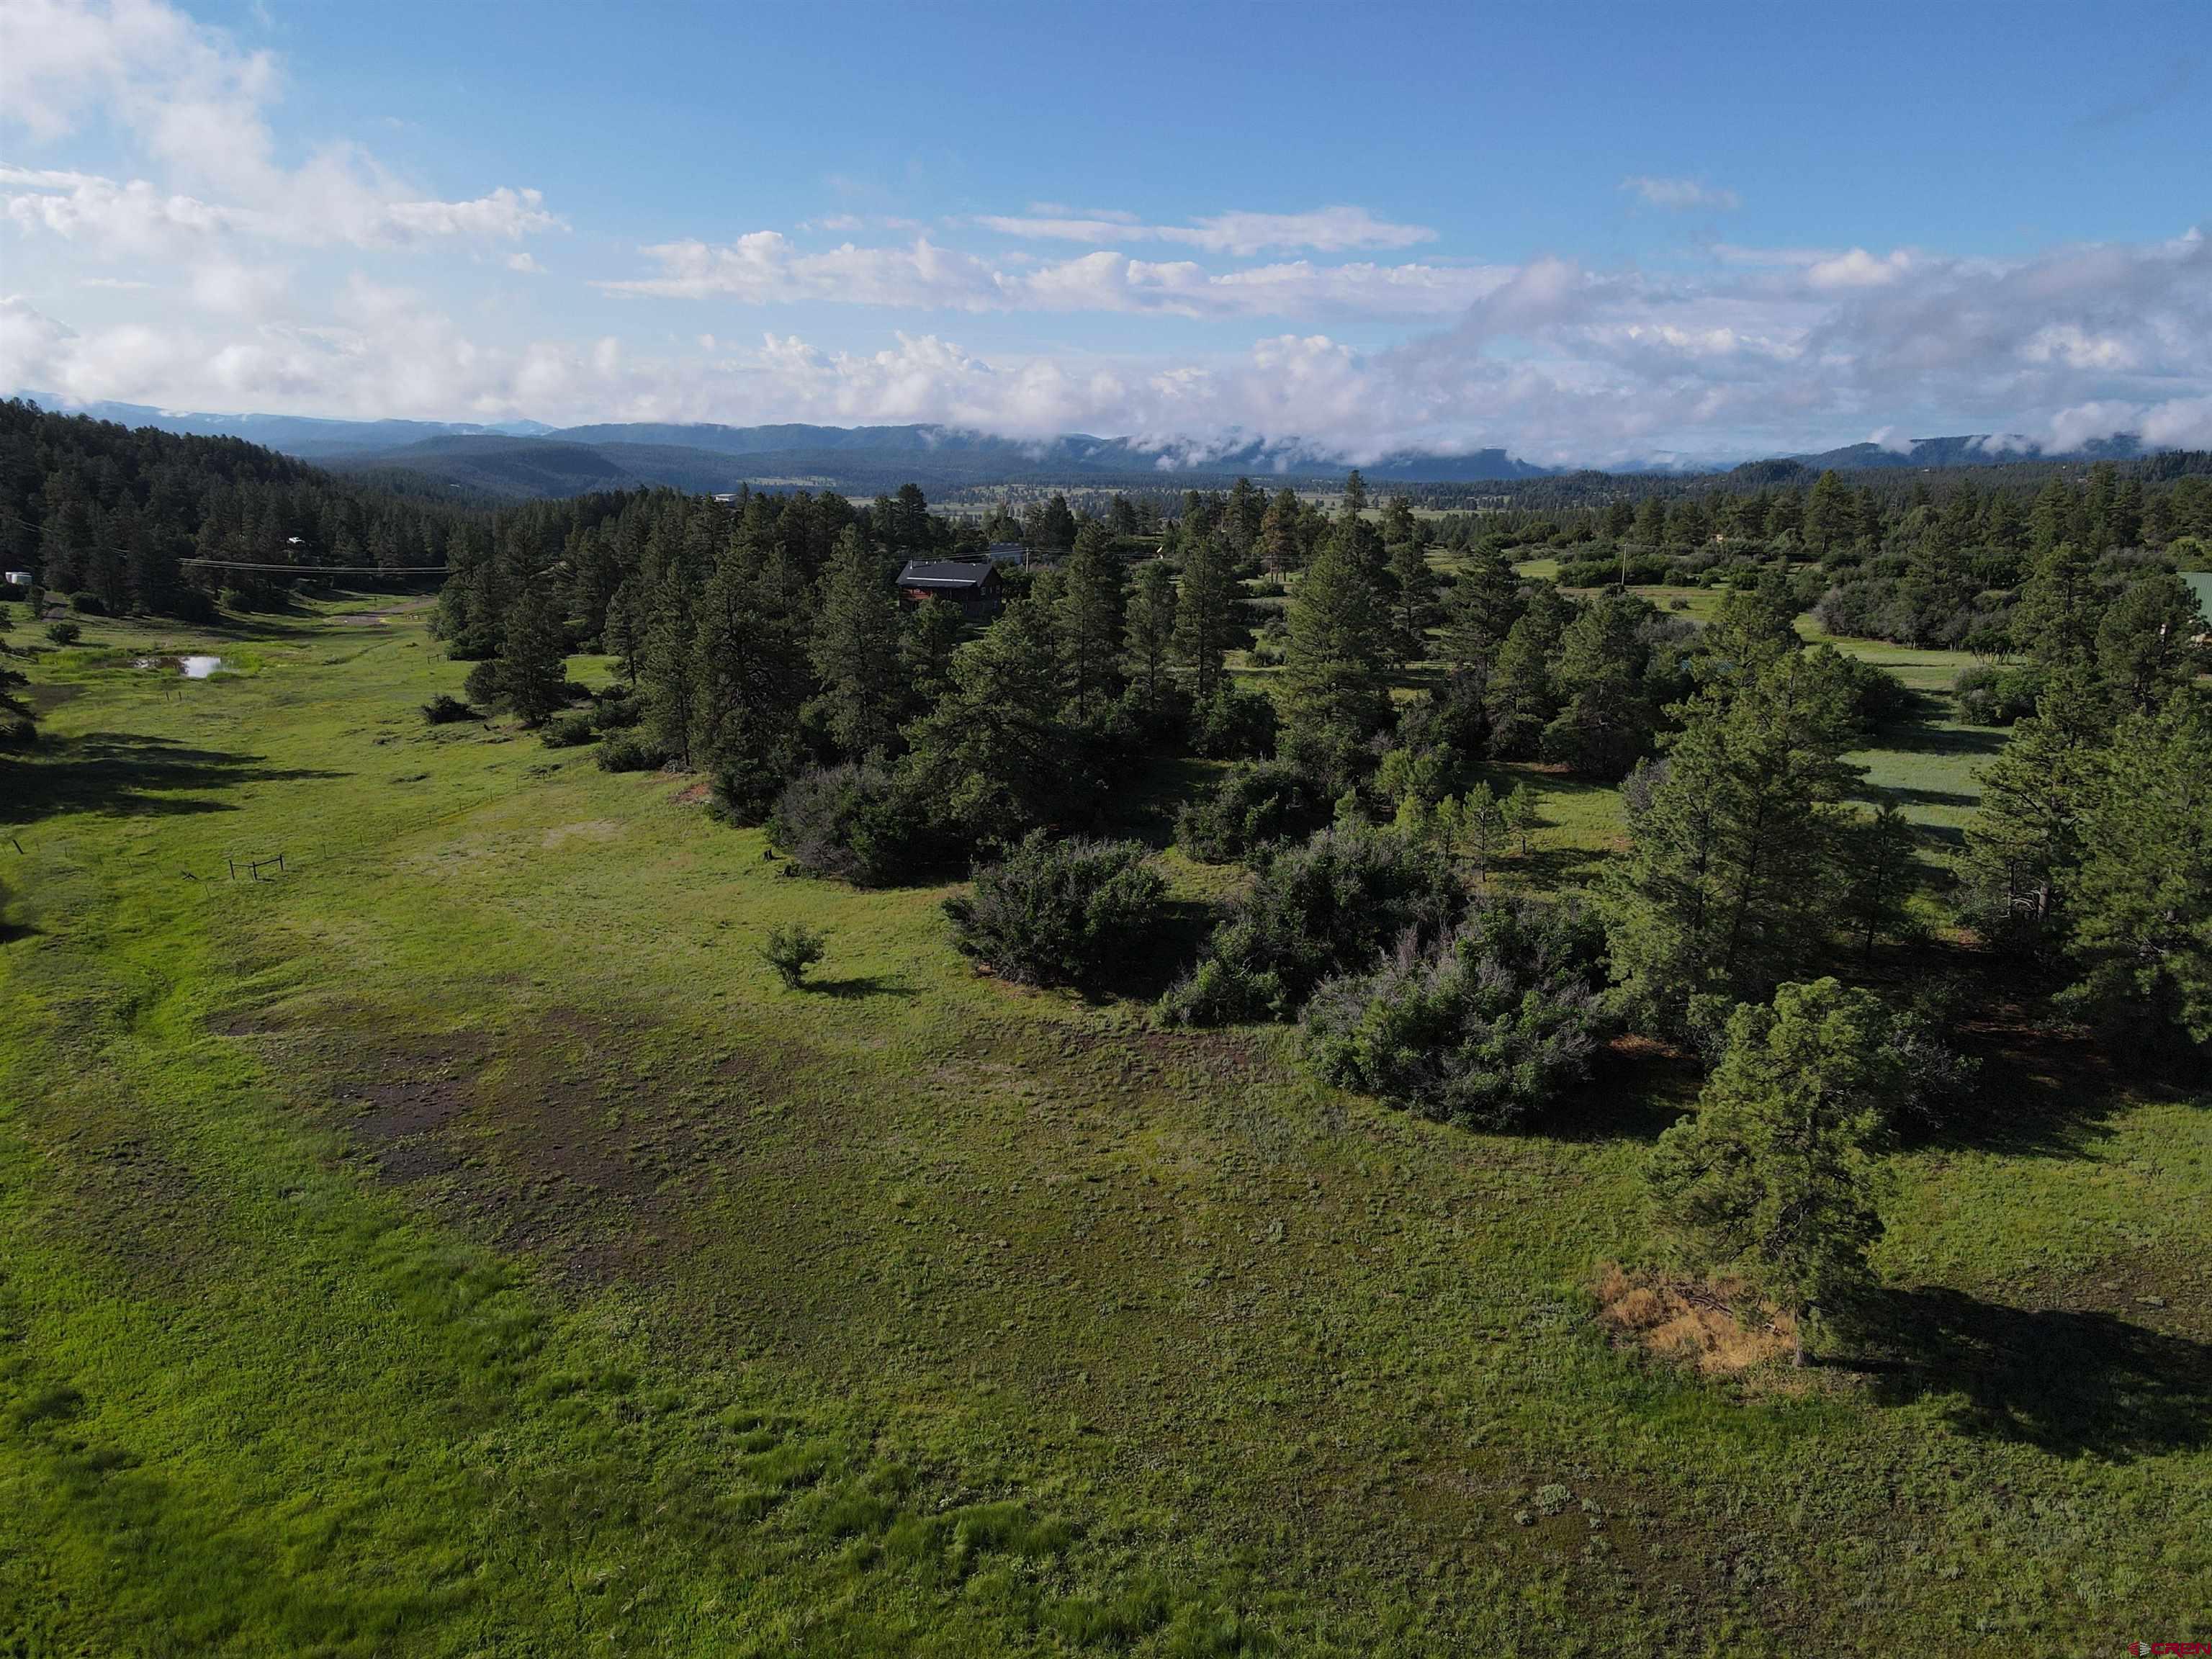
[1803,469,1852,558]
[642,571,701,768]
[808,528,907,758]
[496,579,570,726]
[1439,549,1523,685]
[691,536,809,821]
[2094,572,2204,714]
[1282,521,1393,778]
[1484,588,1573,758]
[2060,697,2212,1061]
[2011,540,2102,673]
[1605,644,1866,1029]
[902,595,1088,845]
[1959,671,2107,941]
[1540,592,1655,780]
[1058,523,1128,716]
[1385,536,1442,665]
[1125,558,1179,717]
[902,595,966,709]
[1172,530,1241,704]
[1839,801,1922,965]
[1258,487,1303,577]
[603,575,642,687]
[1695,577,1799,689]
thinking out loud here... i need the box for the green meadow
[3,598,2206,1655]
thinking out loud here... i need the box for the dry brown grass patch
[1594,1262,1796,1375]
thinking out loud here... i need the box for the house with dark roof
[896,559,1004,618]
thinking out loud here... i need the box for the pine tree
[1839,801,1920,965]
[1505,783,1543,855]
[902,595,966,709]
[1058,523,1127,716]
[1959,672,2105,942]
[901,595,1085,845]
[808,528,907,758]
[891,483,931,552]
[1484,590,1573,759]
[2059,697,2212,1061]
[642,573,701,768]
[1439,548,1523,685]
[2012,540,2102,673]
[498,579,570,726]
[1223,476,1262,559]
[1035,493,1078,554]
[603,576,642,688]
[1696,575,1799,689]
[692,537,808,821]
[1282,526,1392,779]
[1462,781,1503,885]
[1540,593,1655,780]
[1804,469,1851,558]
[1258,487,1303,578]
[1632,495,1668,549]
[1385,536,1442,665]
[2094,572,2204,714]
[1172,530,1241,704]
[1605,646,1865,1029]
[1647,978,1894,1364]
[1125,558,1179,717]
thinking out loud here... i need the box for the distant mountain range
[8,393,2157,500]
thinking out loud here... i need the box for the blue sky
[3,0,2208,462]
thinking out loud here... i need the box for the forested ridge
[0,397,475,617]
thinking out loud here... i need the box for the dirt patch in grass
[338,1039,485,1143]
[1595,1263,1796,1374]
[322,1011,826,1290]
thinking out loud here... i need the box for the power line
[178,558,449,573]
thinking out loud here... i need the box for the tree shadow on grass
[1867,783,1979,810]
[3,732,351,826]
[1852,1287,2212,1461]
[806,974,917,1000]
[1507,842,1611,894]
[1539,1037,1703,1145]
[1876,721,2006,760]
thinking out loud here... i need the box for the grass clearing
[3,597,2207,1654]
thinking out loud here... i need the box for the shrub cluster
[421,693,475,724]
[539,711,598,747]
[595,734,667,773]
[1951,662,2044,726]
[944,832,1167,989]
[766,763,927,888]
[1302,894,1610,1129]
[1161,824,1457,1025]
[1176,760,1334,866]
[1188,684,1280,760]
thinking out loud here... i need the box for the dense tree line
[0,399,478,617]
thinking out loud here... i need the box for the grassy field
[3,598,2207,1655]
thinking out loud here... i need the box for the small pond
[179,655,225,678]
